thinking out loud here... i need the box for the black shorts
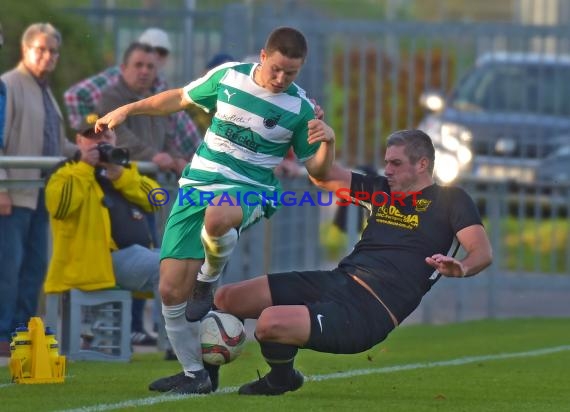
[268,268,396,354]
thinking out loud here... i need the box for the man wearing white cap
[63,28,202,162]
[138,27,172,68]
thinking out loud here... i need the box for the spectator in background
[138,28,172,71]
[0,23,76,356]
[206,53,236,69]
[63,27,202,162]
[97,41,186,174]
[44,115,166,354]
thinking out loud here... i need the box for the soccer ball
[200,311,246,365]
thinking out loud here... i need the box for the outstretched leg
[214,275,274,319]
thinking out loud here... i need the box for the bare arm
[304,119,335,180]
[95,88,188,132]
[425,224,493,278]
[308,162,352,193]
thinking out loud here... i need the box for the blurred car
[418,52,570,184]
[536,144,570,184]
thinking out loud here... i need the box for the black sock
[203,361,219,374]
[259,339,298,386]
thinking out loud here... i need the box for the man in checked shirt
[63,28,202,163]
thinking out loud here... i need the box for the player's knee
[204,206,241,235]
[213,284,233,311]
[203,210,226,232]
[254,312,283,341]
[158,280,186,305]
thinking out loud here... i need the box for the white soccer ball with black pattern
[200,311,246,365]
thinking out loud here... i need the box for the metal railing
[0,156,159,188]
[2,156,568,323]
[0,155,323,282]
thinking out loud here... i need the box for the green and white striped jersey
[180,62,318,199]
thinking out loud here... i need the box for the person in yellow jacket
[44,114,166,349]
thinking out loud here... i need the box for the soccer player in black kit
[214,129,493,395]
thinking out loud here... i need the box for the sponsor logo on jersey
[415,199,431,212]
[217,113,253,125]
[223,89,237,101]
[263,111,281,129]
[219,121,260,152]
[316,314,325,333]
[376,205,419,229]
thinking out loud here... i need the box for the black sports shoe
[131,330,157,346]
[148,369,212,394]
[204,362,220,392]
[185,280,214,322]
[238,370,304,396]
[148,371,185,392]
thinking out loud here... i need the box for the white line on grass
[44,344,570,411]
[306,344,570,381]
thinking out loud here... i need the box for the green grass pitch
[1,318,569,411]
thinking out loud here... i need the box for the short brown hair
[264,26,307,60]
[387,129,436,174]
[122,42,155,65]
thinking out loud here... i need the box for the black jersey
[338,172,482,322]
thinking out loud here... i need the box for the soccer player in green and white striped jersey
[179,57,320,215]
[95,26,336,395]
